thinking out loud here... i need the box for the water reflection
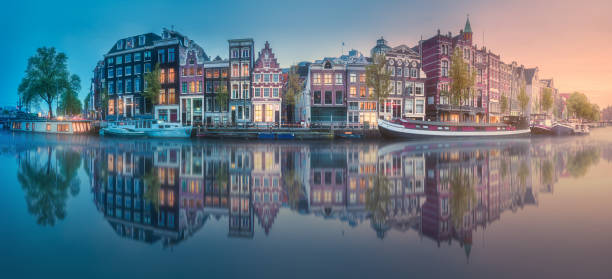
[54,138,598,252]
[3,133,605,257]
[16,146,81,226]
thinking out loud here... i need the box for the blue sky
[3,0,611,110]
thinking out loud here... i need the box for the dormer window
[324,61,332,69]
[126,38,134,49]
[138,35,145,46]
[117,40,124,50]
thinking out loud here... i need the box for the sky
[2,0,611,111]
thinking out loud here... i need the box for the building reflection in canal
[73,138,603,256]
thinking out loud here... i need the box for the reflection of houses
[310,147,347,217]
[252,145,283,234]
[229,147,254,238]
[85,138,575,248]
[95,147,181,246]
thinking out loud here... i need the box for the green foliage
[517,85,529,116]
[215,84,229,112]
[17,148,81,226]
[366,174,391,226]
[500,93,509,114]
[448,169,476,228]
[541,159,554,186]
[100,87,109,119]
[449,48,476,106]
[567,147,600,178]
[143,169,161,212]
[282,170,305,210]
[143,63,161,107]
[284,65,302,106]
[366,54,392,119]
[566,92,600,121]
[83,92,91,114]
[540,87,554,112]
[18,47,73,118]
[58,74,83,116]
[517,161,530,188]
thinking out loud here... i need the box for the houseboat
[530,114,554,136]
[378,118,530,139]
[552,122,574,136]
[11,120,93,134]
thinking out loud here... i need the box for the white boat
[573,124,590,136]
[99,121,145,137]
[100,119,192,138]
[145,122,192,138]
[378,118,530,139]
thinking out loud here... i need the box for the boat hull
[145,127,192,138]
[379,119,531,139]
[530,125,555,136]
[552,124,574,136]
[100,127,145,137]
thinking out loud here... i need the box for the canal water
[1,129,612,279]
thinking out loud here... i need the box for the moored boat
[573,124,590,136]
[144,122,192,138]
[530,114,554,136]
[552,122,574,136]
[378,118,530,139]
[530,124,555,136]
[100,119,192,138]
[11,119,93,134]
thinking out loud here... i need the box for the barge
[378,118,530,139]
[11,119,94,134]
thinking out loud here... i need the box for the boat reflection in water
[78,136,603,254]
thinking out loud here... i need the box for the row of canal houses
[90,18,558,127]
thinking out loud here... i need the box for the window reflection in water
[10,136,606,254]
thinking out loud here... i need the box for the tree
[99,87,109,120]
[283,65,302,123]
[566,92,599,121]
[500,93,509,115]
[540,87,554,113]
[447,169,476,228]
[567,147,600,178]
[517,85,529,116]
[143,169,161,212]
[83,92,91,117]
[58,74,83,116]
[366,174,391,236]
[143,63,161,113]
[18,47,73,118]
[366,53,392,120]
[17,147,81,226]
[216,84,229,114]
[449,48,476,110]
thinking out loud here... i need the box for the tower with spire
[463,15,473,42]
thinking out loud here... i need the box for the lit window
[168,68,175,82]
[324,74,332,84]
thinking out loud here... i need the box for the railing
[436,104,485,113]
